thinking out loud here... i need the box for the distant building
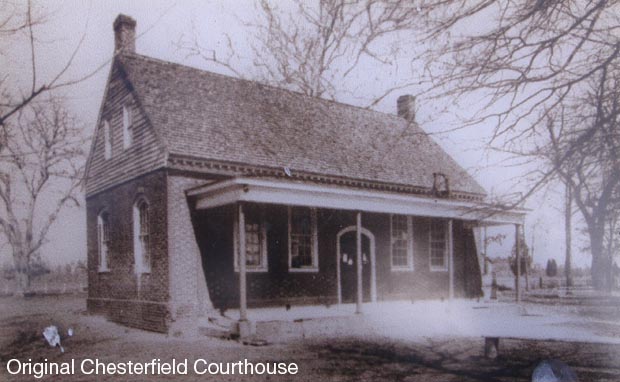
[84,15,525,333]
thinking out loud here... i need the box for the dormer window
[122,104,132,149]
[103,120,112,159]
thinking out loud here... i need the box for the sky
[1,0,591,268]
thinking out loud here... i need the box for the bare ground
[1,295,619,381]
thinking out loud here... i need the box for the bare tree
[543,65,620,291]
[0,0,101,129]
[407,1,620,290]
[0,96,85,295]
[179,0,420,104]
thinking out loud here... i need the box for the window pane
[135,200,150,272]
[430,220,446,268]
[245,221,262,267]
[391,215,409,267]
[103,121,112,159]
[290,207,314,268]
[122,105,132,148]
[97,213,109,270]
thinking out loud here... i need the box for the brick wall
[167,174,215,320]
[86,170,170,332]
[195,205,482,310]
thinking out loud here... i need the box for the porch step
[197,314,235,339]
[255,315,370,342]
[198,322,231,339]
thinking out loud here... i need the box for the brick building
[85,15,525,333]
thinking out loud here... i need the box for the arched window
[133,198,150,273]
[103,120,112,159]
[97,211,110,272]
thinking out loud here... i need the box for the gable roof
[117,53,486,197]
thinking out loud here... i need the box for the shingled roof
[118,53,486,197]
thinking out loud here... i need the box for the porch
[186,177,527,336]
[204,299,620,345]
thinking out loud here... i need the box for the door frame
[336,226,377,304]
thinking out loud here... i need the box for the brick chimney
[113,14,136,54]
[397,95,416,122]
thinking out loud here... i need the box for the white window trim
[133,198,151,274]
[97,211,110,273]
[122,104,132,149]
[233,212,268,273]
[390,214,414,271]
[429,219,448,272]
[287,206,319,272]
[103,120,112,160]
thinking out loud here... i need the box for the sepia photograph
[1,1,619,381]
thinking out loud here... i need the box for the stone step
[198,323,231,339]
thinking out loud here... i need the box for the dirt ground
[1,295,619,381]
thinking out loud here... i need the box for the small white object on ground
[67,328,73,337]
[532,360,578,382]
[42,326,64,353]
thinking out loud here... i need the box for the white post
[448,219,454,300]
[356,211,363,314]
[238,203,248,321]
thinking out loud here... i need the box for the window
[391,215,413,270]
[103,120,112,159]
[122,105,132,149]
[288,207,318,271]
[97,211,110,272]
[133,198,150,273]
[430,220,447,271]
[233,210,268,272]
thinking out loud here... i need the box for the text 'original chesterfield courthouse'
[85,15,525,333]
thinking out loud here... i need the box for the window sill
[234,268,268,273]
[391,267,414,272]
[430,267,448,272]
[289,267,319,273]
[98,268,110,273]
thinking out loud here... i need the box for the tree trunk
[13,247,31,297]
[565,182,573,289]
[590,230,611,291]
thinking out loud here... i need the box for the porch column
[238,203,248,321]
[515,223,521,303]
[356,211,363,314]
[448,219,454,300]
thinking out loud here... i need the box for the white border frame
[287,206,319,272]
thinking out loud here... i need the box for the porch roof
[187,177,526,225]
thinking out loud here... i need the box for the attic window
[103,120,112,159]
[122,105,133,149]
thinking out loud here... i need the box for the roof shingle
[119,53,486,197]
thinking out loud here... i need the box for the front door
[339,232,371,303]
